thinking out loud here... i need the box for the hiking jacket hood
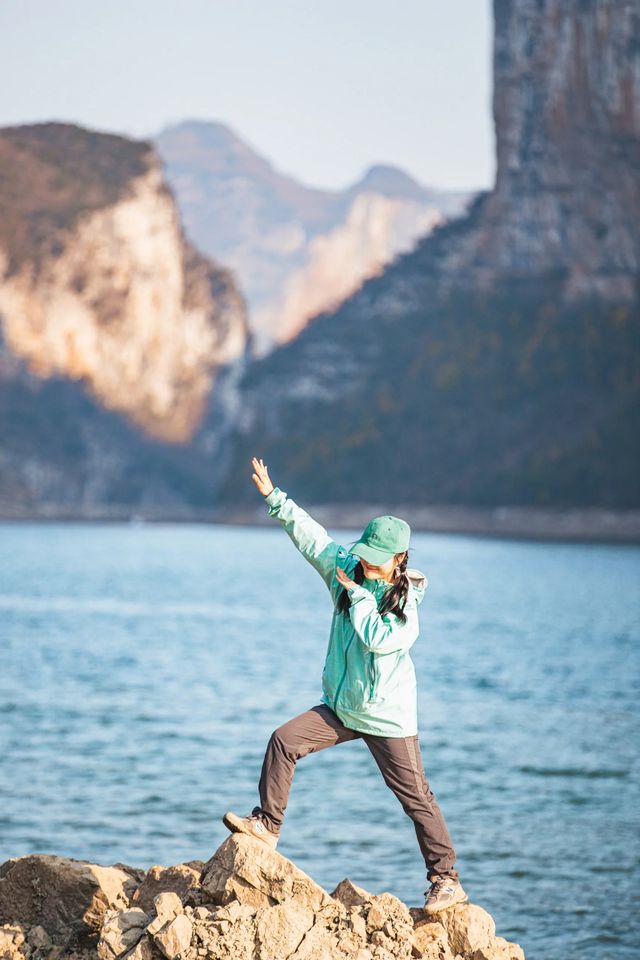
[265,486,427,737]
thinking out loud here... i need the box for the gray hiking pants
[251,703,459,882]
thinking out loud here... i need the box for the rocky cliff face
[156,122,470,356]
[215,0,640,510]
[435,0,640,301]
[0,836,526,960]
[0,124,249,443]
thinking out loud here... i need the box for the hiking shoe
[222,811,279,849]
[423,875,468,913]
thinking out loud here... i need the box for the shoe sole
[423,893,469,914]
[222,811,278,848]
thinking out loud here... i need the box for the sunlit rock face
[255,192,443,347]
[0,124,248,442]
[156,122,471,355]
[436,0,640,301]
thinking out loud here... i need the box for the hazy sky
[0,0,494,192]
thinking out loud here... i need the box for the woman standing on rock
[223,456,467,914]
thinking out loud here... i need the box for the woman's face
[358,554,401,582]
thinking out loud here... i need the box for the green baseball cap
[350,515,411,564]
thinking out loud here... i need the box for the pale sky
[0,0,494,192]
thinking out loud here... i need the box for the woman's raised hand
[251,457,275,497]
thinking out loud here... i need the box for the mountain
[155,121,471,354]
[214,0,640,510]
[0,123,248,444]
[0,123,249,514]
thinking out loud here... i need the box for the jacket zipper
[368,653,377,701]
[333,635,354,709]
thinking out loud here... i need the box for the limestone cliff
[256,191,443,347]
[0,124,249,443]
[0,836,526,960]
[434,0,640,301]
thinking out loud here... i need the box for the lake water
[0,521,638,960]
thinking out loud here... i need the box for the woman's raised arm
[251,457,343,592]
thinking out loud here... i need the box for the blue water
[0,522,639,960]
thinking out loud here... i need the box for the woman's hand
[251,457,275,497]
[335,566,358,591]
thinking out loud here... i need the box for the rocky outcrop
[0,123,249,443]
[0,837,525,960]
[156,122,470,355]
[430,0,640,303]
[215,0,640,510]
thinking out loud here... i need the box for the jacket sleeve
[264,486,343,592]
[346,583,420,655]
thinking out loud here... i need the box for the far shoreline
[1,502,639,546]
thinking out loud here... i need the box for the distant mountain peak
[350,163,429,200]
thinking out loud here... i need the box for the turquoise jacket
[264,486,427,738]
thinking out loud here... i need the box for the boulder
[153,914,193,960]
[409,917,453,960]
[146,893,183,937]
[132,864,204,913]
[254,900,315,959]
[0,855,142,946]
[437,904,496,956]
[331,879,373,908]
[201,835,330,912]
[98,907,150,960]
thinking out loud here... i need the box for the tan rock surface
[0,840,526,960]
[133,864,205,913]
[0,854,141,945]
[201,834,330,911]
[98,907,149,959]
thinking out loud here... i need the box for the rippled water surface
[1,521,639,959]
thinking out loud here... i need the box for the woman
[223,457,467,914]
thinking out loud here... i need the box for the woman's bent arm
[346,582,419,655]
[265,487,342,591]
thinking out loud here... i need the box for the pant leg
[252,703,361,834]
[363,732,459,882]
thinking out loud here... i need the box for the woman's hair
[336,549,410,624]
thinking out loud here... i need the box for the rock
[146,893,184,937]
[363,893,413,958]
[410,918,453,960]
[436,904,495,956]
[191,909,210,921]
[0,924,26,960]
[0,846,525,960]
[152,915,193,960]
[347,906,368,943]
[331,879,373,908]
[27,925,52,950]
[0,855,141,946]
[98,908,150,959]
[133,865,204,913]
[490,936,526,960]
[255,900,315,959]
[122,936,158,960]
[201,835,331,911]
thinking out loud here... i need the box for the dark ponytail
[336,550,410,624]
